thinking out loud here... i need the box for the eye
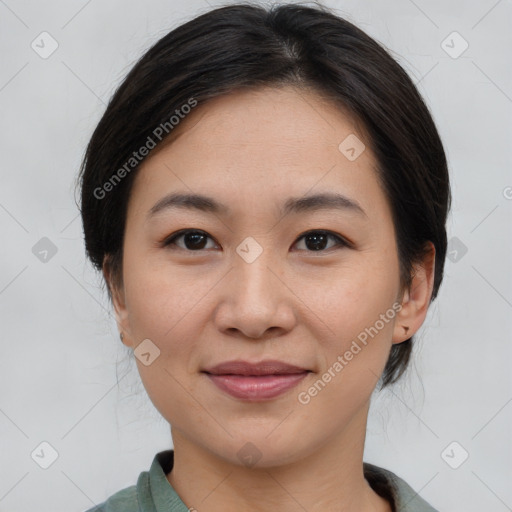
[162,229,350,252]
[162,229,218,251]
[292,230,350,252]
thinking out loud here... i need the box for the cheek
[123,265,205,421]
[306,258,399,387]
[309,258,398,333]
[123,250,205,338]
[295,277,397,429]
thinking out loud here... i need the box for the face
[110,86,431,468]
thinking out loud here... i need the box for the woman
[80,3,450,511]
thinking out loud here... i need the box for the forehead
[129,86,386,221]
[152,86,370,158]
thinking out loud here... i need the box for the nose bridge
[214,238,295,338]
[233,240,280,308]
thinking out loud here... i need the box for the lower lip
[205,372,309,401]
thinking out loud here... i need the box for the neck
[166,401,392,512]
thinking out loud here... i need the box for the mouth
[201,359,311,401]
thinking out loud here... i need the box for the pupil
[307,233,327,251]
[185,232,207,250]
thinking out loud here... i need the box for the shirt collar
[144,450,436,512]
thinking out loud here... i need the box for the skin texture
[106,86,435,512]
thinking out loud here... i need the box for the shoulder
[82,450,179,512]
[83,470,150,512]
[364,463,439,512]
[83,485,138,512]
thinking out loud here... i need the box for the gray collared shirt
[85,450,439,512]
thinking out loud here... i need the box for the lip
[202,359,309,376]
[202,359,311,401]
[205,373,309,401]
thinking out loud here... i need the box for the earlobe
[392,242,436,345]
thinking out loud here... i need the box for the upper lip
[202,359,310,376]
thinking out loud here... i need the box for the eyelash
[161,229,352,253]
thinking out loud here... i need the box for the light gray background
[1,0,511,511]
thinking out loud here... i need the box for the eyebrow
[147,191,367,220]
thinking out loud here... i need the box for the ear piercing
[403,326,409,335]
[119,332,124,341]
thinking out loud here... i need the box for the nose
[213,251,297,340]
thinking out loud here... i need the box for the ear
[392,241,436,345]
[102,255,132,348]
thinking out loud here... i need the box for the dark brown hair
[77,2,451,388]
